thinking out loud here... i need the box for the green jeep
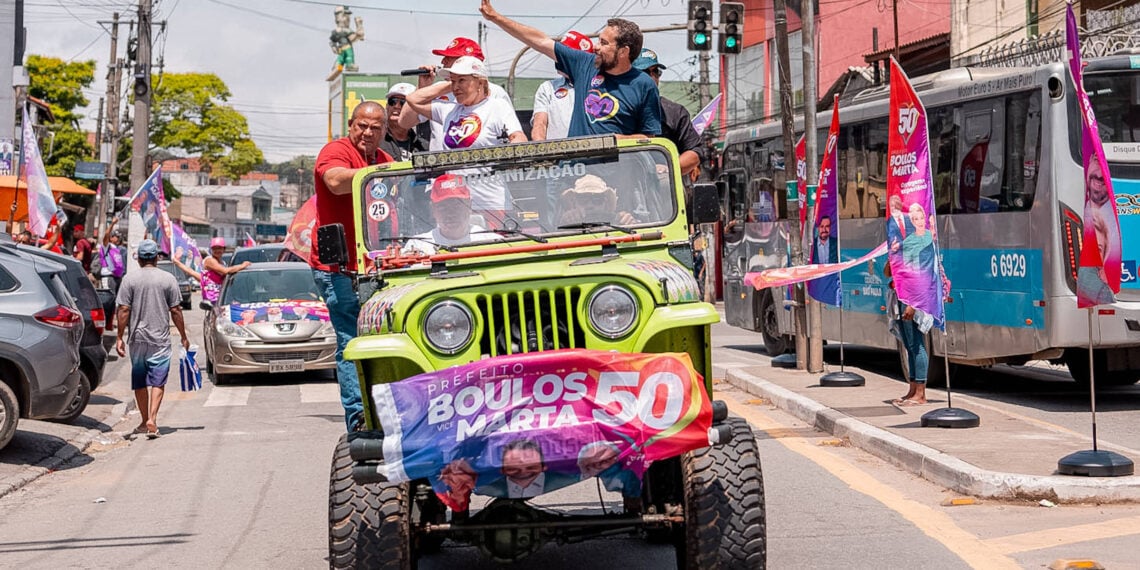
[324,136,766,568]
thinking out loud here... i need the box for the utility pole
[94,12,121,236]
[129,1,151,204]
[93,97,104,160]
[803,0,824,373]
[893,0,900,60]
[774,0,807,369]
[698,51,711,107]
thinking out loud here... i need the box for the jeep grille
[474,286,587,357]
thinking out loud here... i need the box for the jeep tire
[677,416,767,569]
[328,433,414,569]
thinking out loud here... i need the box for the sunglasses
[387,97,406,106]
[647,67,663,77]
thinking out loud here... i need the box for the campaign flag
[128,166,173,253]
[284,196,318,263]
[20,106,56,237]
[885,58,944,330]
[367,350,713,511]
[243,231,257,248]
[171,221,203,276]
[691,93,722,136]
[746,242,888,290]
[1068,5,1122,307]
[794,135,808,230]
[808,98,842,306]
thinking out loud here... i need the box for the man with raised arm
[480,0,662,139]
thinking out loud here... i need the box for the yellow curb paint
[744,398,768,406]
[941,497,977,507]
[985,514,1140,555]
[818,439,845,447]
[724,395,1022,570]
[1048,560,1105,570]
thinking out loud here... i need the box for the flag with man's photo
[171,221,203,275]
[808,98,842,307]
[128,166,173,253]
[1068,3,1122,308]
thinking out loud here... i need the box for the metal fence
[967,17,1140,68]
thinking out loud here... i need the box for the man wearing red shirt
[312,100,391,431]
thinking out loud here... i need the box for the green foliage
[262,155,316,185]
[26,55,96,126]
[150,72,264,178]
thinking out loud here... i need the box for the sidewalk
[720,357,1140,503]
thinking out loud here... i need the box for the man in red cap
[411,36,514,150]
[312,100,393,432]
[72,224,94,273]
[403,174,495,255]
[532,31,594,141]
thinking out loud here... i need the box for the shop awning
[1,175,97,223]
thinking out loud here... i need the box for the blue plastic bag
[179,345,202,391]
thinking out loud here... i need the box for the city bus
[720,56,1140,385]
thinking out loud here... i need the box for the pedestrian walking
[481,0,661,138]
[115,239,190,438]
[313,100,393,432]
[531,31,594,141]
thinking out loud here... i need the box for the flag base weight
[820,370,865,387]
[771,354,798,369]
[920,407,980,428]
[1057,450,1134,477]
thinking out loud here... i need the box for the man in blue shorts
[115,239,189,439]
[481,0,661,138]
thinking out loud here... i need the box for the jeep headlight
[423,300,474,354]
[587,285,638,339]
[217,320,253,338]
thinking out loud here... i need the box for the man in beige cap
[557,174,637,227]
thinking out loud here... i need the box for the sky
[25,0,709,162]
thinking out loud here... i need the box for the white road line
[203,386,252,407]
[300,382,340,403]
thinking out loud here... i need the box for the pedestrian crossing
[177,379,342,408]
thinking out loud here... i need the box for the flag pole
[819,215,864,387]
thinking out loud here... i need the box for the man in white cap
[410,36,515,150]
[379,82,427,161]
[532,31,594,141]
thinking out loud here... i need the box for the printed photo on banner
[369,350,713,511]
[229,300,330,324]
[808,98,842,307]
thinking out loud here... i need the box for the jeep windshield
[360,142,676,257]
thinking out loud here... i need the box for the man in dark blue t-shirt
[481,0,661,138]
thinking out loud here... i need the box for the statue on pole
[330,6,364,72]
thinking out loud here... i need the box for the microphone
[400,69,432,76]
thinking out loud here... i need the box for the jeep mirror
[317,223,349,269]
[691,183,720,225]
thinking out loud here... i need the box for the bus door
[721,168,755,330]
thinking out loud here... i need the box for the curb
[0,401,133,500]
[725,367,1140,504]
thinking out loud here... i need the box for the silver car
[201,262,336,384]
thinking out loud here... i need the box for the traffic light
[687,0,713,51]
[719,2,744,54]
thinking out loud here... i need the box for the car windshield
[360,146,676,256]
[231,247,283,264]
[221,267,323,304]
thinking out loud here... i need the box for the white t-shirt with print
[422,82,514,151]
[531,77,575,140]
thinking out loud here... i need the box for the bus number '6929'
[990,253,1027,278]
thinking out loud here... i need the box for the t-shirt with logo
[553,42,662,138]
[431,97,523,210]
[422,82,514,151]
[532,77,576,140]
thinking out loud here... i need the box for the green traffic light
[726,37,737,48]
[695,33,708,45]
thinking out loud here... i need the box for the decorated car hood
[229,300,330,324]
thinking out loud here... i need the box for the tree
[25,55,96,179]
[150,72,264,179]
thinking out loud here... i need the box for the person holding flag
[172,237,250,305]
[128,166,173,253]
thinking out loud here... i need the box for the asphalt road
[1,302,1138,568]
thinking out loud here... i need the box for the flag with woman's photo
[885,57,944,330]
[171,221,203,275]
[128,166,172,253]
[1068,3,1122,307]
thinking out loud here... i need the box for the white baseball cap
[442,56,488,79]
[386,82,416,99]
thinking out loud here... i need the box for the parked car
[0,241,83,450]
[13,245,110,423]
[200,262,336,385]
[157,259,193,310]
[230,244,288,265]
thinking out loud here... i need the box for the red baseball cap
[433,37,485,61]
[561,31,595,53]
[430,174,471,203]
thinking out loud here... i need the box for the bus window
[864,117,889,218]
[1005,92,1040,211]
[929,106,957,215]
[1086,72,1140,143]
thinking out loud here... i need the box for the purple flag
[886,58,945,330]
[20,106,56,237]
[171,221,203,275]
[691,93,721,136]
[128,166,173,253]
[1068,4,1122,307]
[808,97,842,306]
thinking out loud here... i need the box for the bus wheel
[1064,348,1140,387]
[759,295,790,356]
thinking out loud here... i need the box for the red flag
[285,196,318,264]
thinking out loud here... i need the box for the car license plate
[268,359,304,373]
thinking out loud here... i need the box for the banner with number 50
[369,349,713,511]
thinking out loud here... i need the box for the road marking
[203,386,251,407]
[300,382,340,403]
[725,394,1022,570]
[984,514,1140,554]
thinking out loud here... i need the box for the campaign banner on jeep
[369,350,713,511]
[228,300,329,324]
[808,98,842,306]
[886,58,945,331]
[1068,4,1122,308]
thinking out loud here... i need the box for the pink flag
[747,242,888,290]
[128,166,173,253]
[243,232,257,248]
[1068,4,1122,307]
[20,106,56,237]
[795,134,808,230]
[691,93,722,136]
[285,196,318,264]
[886,58,945,330]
